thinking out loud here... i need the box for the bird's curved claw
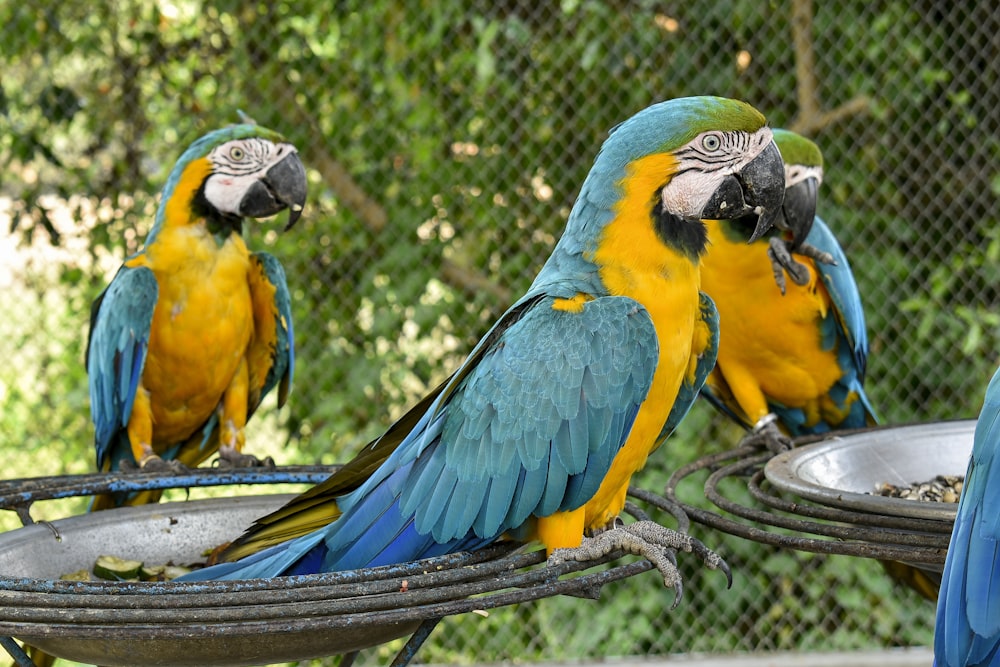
[121,455,191,474]
[767,238,811,294]
[740,414,794,453]
[584,515,625,537]
[215,446,276,469]
[795,241,837,267]
[549,520,731,609]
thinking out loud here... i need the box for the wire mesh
[1,1,998,664]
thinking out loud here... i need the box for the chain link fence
[1,1,998,664]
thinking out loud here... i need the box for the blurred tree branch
[441,259,512,305]
[232,2,513,306]
[788,0,870,135]
[262,75,513,304]
[286,103,390,234]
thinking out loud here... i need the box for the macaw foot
[767,238,811,295]
[739,414,794,453]
[549,520,731,608]
[794,241,836,267]
[119,455,191,474]
[215,445,276,469]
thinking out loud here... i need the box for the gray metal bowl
[0,481,660,667]
[764,420,974,521]
[0,495,419,666]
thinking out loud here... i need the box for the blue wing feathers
[561,400,592,472]
[420,462,459,538]
[251,251,295,410]
[87,265,158,470]
[807,218,869,381]
[445,477,484,535]
[181,293,657,580]
[935,368,1000,666]
[538,452,570,515]
[511,463,548,526]
[476,474,515,537]
[398,445,446,518]
[121,343,146,423]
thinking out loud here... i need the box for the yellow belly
[128,228,254,447]
[700,222,841,423]
[533,152,708,547]
[583,262,701,529]
[581,171,706,530]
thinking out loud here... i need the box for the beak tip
[284,208,303,231]
[747,208,778,244]
[271,151,307,231]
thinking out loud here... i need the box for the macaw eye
[230,146,246,160]
[701,133,722,151]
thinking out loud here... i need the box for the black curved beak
[780,177,819,246]
[700,140,785,243]
[239,148,308,230]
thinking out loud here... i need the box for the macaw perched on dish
[934,367,1000,666]
[87,123,305,509]
[700,128,876,454]
[180,97,785,597]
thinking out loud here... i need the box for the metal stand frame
[0,468,686,666]
[664,438,950,566]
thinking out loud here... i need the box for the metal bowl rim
[763,420,973,521]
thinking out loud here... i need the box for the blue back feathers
[178,96,762,581]
[935,367,1000,667]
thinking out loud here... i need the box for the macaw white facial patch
[203,138,298,215]
[659,127,773,220]
[785,164,823,189]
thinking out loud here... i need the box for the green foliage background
[1,1,998,664]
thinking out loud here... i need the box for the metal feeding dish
[0,494,429,666]
[664,422,974,591]
[764,420,973,521]
[0,467,675,667]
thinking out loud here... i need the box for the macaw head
[152,123,308,241]
[771,128,824,247]
[572,96,785,262]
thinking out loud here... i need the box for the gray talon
[216,447,276,469]
[741,416,794,453]
[767,237,814,293]
[796,241,836,266]
[120,455,190,474]
[549,519,729,605]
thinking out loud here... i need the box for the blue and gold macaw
[935,367,1000,666]
[697,130,939,601]
[180,96,785,589]
[699,128,876,453]
[87,124,306,509]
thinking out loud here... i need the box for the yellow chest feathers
[131,226,253,304]
[700,220,841,406]
[582,157,706,527]
[125,227,255,435]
